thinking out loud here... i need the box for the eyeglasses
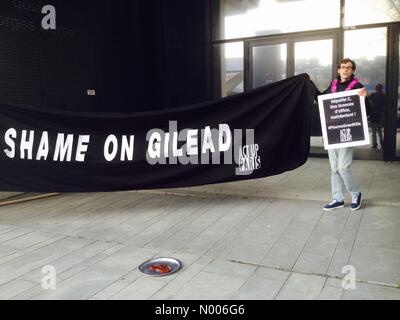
[340,66,353,70]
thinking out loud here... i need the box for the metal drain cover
[139,257,182,277]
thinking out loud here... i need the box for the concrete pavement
[0,158,398,300]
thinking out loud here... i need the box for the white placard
[317,89,370,150]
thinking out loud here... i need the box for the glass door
[294,39,334,91]
[396,30,400,159]
[387,25,400,161]
[247,33,337,157]
[380,24,400,161]
[293,36,337,157]
[248,39,288,90]
[344,27,387,160]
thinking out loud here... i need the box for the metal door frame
[386,24,400,161]
[244,30,340,91]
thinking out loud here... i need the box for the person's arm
[379,94,386,113]
[364,93,372,116]
[366,94,373,117]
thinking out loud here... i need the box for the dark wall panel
[0,0,97,110]
[40,0,97,111]
[0,0,42,106]
[160,0,212,108]
[93,1,164,112]
[0,0,212,112]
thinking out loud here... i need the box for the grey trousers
[328,148,359,202]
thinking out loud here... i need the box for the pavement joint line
[289,205,325,273]
[0,237,100,287]
[2,189,398,208]
[202,198,270,257]
[226,258,400,289]
[87,249,164,300]
[137,190,212,198]
[0,193,61,207]
[273,266,291,299]
[325,207,353,276]
[142,196,219,248]
[137,190,400,208]
[346,203,368,272]
[258,201,304,265]
[317,277,330,300]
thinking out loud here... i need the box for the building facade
[0,0,399,162]
[212,0,400,161]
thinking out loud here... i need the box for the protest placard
[318,89,370,150]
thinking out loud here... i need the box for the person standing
[368,84,385,149]
[321,58,367,211]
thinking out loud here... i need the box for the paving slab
[0,158,398,300]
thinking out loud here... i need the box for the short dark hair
[375,83,383,91]
[337,58,356,71]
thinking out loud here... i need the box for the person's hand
[358,88,368,96]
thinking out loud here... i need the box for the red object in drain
[148,264,172,274]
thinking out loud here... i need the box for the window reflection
[295,39,333,92]
[219,0,340,40]
[294,39,333,155]
[344,28,386,92]
[345,0,400,26]
[345,28,387,159]
[368,84,385,150]
[252,43,287,89]
[397,38,400,157]
[215,42,244,97]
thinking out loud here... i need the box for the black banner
[0,74,316,192]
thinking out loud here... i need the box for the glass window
[218,0,340,40]
[344,28,387,91]
[295,39,333,92]
[294,39,333,156]
[397,36,400,157]
[345,28,387,159]
[252,43,287,89]
[215,42,244,97]
[345,0,400,26]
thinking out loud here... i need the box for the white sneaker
[351,192,362,211]
[323,200,345,211]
